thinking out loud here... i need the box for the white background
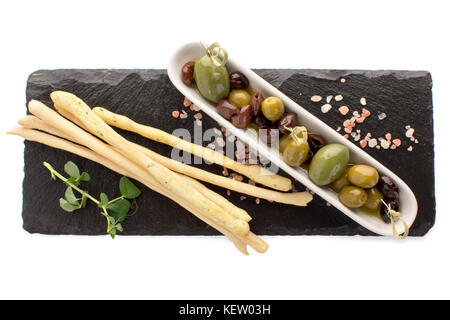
[1,0,448,300]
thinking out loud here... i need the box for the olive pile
[181,57,400,222]
[181,59,298,132]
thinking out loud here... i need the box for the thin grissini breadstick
[19,115,252,222]
[31,96,250,239]
[7,127,251,254]
[25,111,309,207]
[18,110,266,253]
[92,107,292,192]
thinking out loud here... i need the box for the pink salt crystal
[362,108,371,118]
[255,198,261,204]
[392,139,402,147]
[344,127,353,133]
[171,110,180,118]
[385,133,392,141]
[356,117,366,124]
[406,128,415,138]
[183,97,192,107]
[311,95,322,102]
[368,138,378,148]
[407,146,413,152]
[339,106,349,115]
[380,139,390,149]
[360,140,367,148]
[226,190,231,196]
[391,145,397,150]
[376,145,381,149]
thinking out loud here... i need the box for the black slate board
[23,69,435,236]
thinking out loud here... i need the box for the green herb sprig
[43,161,141,238]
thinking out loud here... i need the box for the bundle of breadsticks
[8,91,313,255]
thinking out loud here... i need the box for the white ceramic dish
[168,42,418,236]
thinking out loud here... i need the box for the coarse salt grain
[406,128,415,138]
[321,103,332,113]
[240,196,246,201]
[193,112,203,120]
[336,126,342,132]
[378,113,387,120]
[360,97,367,105]
[340,78,346,83]
[380,139,390,149]
[385,133,392,141]
[226,190,231,196]
[362,108,371,118]
[360,140,367,148]
[179,110,188,119]
[335,95,343,101]
[376,145,380,149]
[191,104,201,111]
[393,139,402,147]
[339,106,349,115]
[232,174,244,182]
[407,146,413,152]
[344,127,353,133]
[311,95,322,102]
[183,97,192,107]
[356,117,366,124]
[326,95,333,103]
[171,110,180,118]
[344,134,349,139]
[255,198,261,204]
[368,138,378,148]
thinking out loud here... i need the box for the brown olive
[229,72,249,89]
[231,105,252,128]
[250,92,264,117]
[253,115,268,128]
[308,134,326,153]
[217,99,239,120]
[181,61,195,86]
[304,134,326,163]
[377,175,399,200]
[380,198,399,224]
[278,113,298,135]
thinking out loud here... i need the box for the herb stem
[43,161,99,205]
[107,196,124,205]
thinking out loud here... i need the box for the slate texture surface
[23,69,435,236]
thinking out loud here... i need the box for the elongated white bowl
[168,42,417,236]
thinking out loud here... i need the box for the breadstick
[7,127,251,254]
[92,107,292,192]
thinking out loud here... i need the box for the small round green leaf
[64,161,80,178]
[119,177,141,199]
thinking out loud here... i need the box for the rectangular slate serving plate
[23,69,435,236]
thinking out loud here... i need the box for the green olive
[278,134,292,154]
[339,186,368,208]
[330,167,351,193]
[362,187,383,211]
[194,55,230,103]
[348,164,379,188]
[283,139,309,167]
[228,89,251,108]
[309,144,350,186]
[261,96,285,121]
